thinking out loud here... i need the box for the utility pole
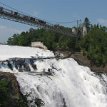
[77,19,81,28]
[77,20,79,28]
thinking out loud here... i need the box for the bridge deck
[0,6,76,37]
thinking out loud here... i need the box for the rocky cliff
[0,72,28,107]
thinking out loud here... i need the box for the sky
[0,0,107,43]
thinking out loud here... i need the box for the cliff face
[56,51,107,73]
[70,53,107,73]
[0,72,28,107]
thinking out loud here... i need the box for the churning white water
[0,45,107,107]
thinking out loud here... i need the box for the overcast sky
[0,0,106,43]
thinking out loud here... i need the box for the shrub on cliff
[0,72,28,107]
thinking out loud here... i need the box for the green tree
[84,17,91,32]
[80,25,107,66]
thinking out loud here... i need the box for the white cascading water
[0,45,107,107]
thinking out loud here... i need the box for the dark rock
[7,61,13,70]
[35,98,44,107]
[0,72,28,107]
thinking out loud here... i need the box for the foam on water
[0,45,107,107]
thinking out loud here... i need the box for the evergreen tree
[84,17,91,32]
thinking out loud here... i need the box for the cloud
[97,18,107,26]
[0,25,22,43]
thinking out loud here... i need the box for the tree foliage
[7,28,79,51]
[80,25,107,66]
[84,17,90,32]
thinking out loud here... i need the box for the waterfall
[0,45,107,107]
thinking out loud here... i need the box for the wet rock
[35,98,44,107]
[0,72,28,107]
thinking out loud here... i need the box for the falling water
[0,45,107,107]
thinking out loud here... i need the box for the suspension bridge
[0,3,81,37]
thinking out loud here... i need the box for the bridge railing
[0,6,77,37]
